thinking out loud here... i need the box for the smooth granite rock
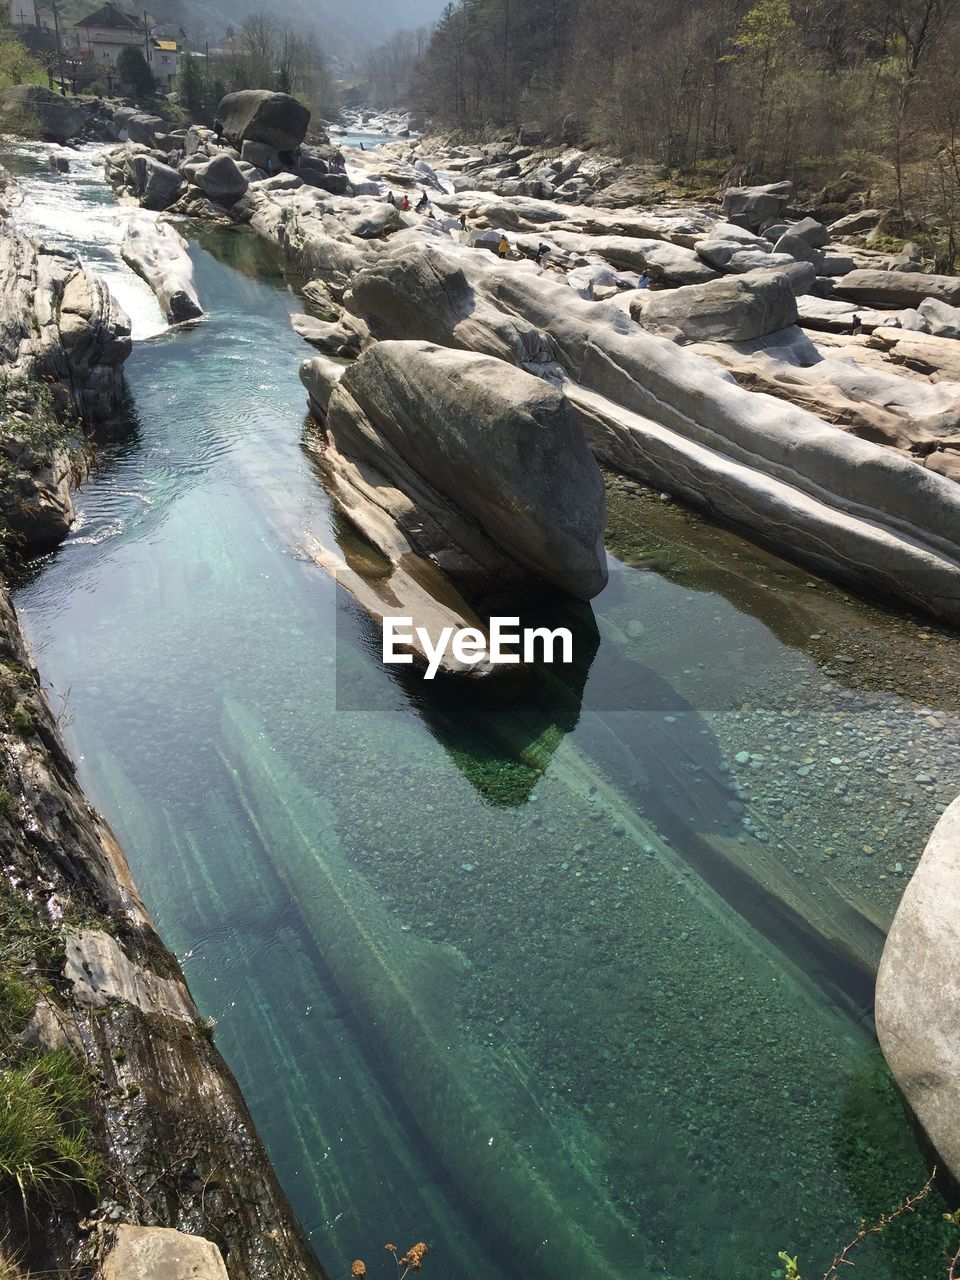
[877,797,960,1181]
[121,215,202,323]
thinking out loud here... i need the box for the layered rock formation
[0,221,131,420]
[302,339,608,603]
[0,201,131,551]
[99,119,960,626]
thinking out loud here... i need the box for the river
[5,141,960,1280]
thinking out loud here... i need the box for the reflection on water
[7,145,960,1280]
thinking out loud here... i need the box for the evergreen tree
[117,45,155,98]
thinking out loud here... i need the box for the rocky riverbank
[98,94,960,639]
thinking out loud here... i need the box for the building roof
[153,39,177,50]
[74,2,140,30]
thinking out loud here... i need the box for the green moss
[7,709,32,736]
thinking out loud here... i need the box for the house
[8,0,58,35]
[73,2,145,69]
[148,37,180,87]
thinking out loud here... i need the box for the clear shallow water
[7,145,960,1280]
[330,131,403,149]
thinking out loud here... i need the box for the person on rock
[534,241,550,265]
[415,189,430,213]
[332,150,346,173]
[458,212,467,231]
[386,190,396,206]
[498,233,510,258]
[400,194,411,211]
[213,119,224,144]
[851,313,863,335]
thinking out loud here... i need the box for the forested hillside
[402,0,960,257]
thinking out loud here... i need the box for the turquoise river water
[5,143,960,1280]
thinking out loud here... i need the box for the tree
[174,50,206,113]
[0,29,42,86]
[117,44,154,97]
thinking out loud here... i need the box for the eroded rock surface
[308,339,608,601]
[121,216,203,323]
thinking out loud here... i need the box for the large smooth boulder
[630,268,798,343]
[216,90,309,153]
[721,181,795,230]
[188,154,248,205]
[789,216,829,249]
[773,231,824,272]
[103,1225,228,1280]
[0,85,84,143]
[116,110,166,147]
[877,797,960,1180]
[121,216,202,324]
[129,155,184,211]
[900,297,960,340]
[829,208,883,235]
[834,269,960,308]
[324,340,608,600]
